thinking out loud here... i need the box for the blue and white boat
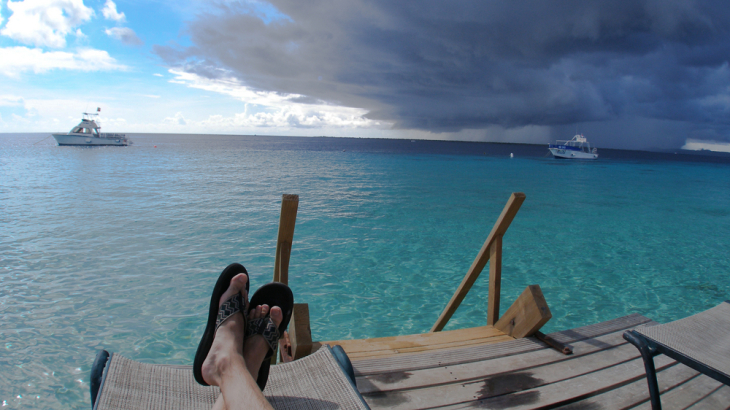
[52,112,130,146]
[549,134,598,159]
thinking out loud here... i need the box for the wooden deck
[334,314,730,409]
[319,325,514,360]
[270,194,729,408]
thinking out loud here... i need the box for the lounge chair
[623,301,730,410]
[90,344,370,410]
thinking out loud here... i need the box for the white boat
[549,134,598,159]
[52,112,130,146]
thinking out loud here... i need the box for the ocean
[2,133,729,409]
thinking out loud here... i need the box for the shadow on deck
[350,314,730,409]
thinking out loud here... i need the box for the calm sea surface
[2,133,730,409]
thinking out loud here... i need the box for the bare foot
[200,273,248,387]
[244,304,283,379]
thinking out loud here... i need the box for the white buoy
[510,153,514,158]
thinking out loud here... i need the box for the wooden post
[494,285,552,338]
[430,193,525,332]
[271,194,298,364]
[487,235,502,326]
[289,303,313,359]
[273,194,298,285]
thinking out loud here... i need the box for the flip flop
[246,282,294,390]
[193,263,250,386]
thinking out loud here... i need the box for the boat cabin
[551,134,597,154]
[71,119,101,136]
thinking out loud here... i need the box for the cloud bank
[0,46,125,77]
[0,0,128,76]
[155,0,730,149]
[1,0,94,48]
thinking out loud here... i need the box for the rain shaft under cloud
[155,0,730,150]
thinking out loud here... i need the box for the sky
[1,0,730,152]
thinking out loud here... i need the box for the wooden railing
[273,194,299,285]
[275,191,551,361]
[271,194,299,363]
[430,192,526,332]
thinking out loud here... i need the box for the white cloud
[153,73,164,77]
[0,95,25,106]
[5,98,131,131]
[0,46,126,77]
[101,0,125,22]
[168,69,387,130]
[1,0,94,48]
[164,112,187,126]
[682,139,730,153]
[105,27,142,46]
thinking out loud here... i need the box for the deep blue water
[1,133,729,409]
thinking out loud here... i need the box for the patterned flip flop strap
[215,293,243,331]
[246,317,280,355]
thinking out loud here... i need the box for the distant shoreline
[3,132,730,159]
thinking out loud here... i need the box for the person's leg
[201,274,274,410]
[244,304,283,378]
[210,304,285,410]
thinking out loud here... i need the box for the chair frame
[623,329,730,410]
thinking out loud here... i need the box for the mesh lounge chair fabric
[93,345,370,410]
[623,301,730,410]
[635,301,730,380]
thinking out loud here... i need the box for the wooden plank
[363,342,667,410]
[437,354,677,410]
[345,335,516,360]
[558,362,699,409]
[273,194,298,284]
[324,326,509,355]
[546,313,651,343]
[289,303,313,360]
[356,327,636,395]
[353,314,652,376]
[688,384,730,410]
[631,373,725,410]
[494,284,551,338]
[431,192,525,332]
[486,235,502,326]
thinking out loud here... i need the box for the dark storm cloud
[155,0,730,149]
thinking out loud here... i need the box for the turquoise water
[2,133,729,409]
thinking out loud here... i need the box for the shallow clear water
[1,133,729,409]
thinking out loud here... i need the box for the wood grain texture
[323,325,513,360]
[487,235,502,326]
[273,194,298,284]
[494,284,551,338]
[437,355,677,410]
[356,327,638,395]
[289,303,313,360]
[352,314,652,376]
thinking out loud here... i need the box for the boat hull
[52,134,129,146]
[549,147,597,159]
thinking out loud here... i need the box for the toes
[270,306,283,326]
[219,273,248,307]
[249,304,263,320]
[248,304,274,321]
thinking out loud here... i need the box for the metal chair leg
[624,331,662,410]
